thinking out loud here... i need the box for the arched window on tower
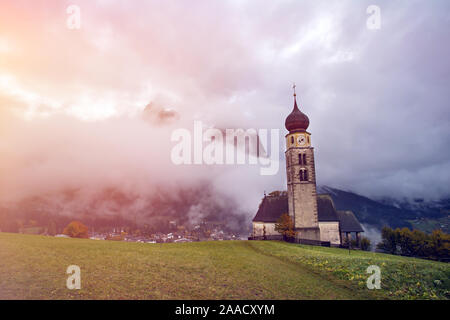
[303,154,307,165]
[298,153,302,165]
[291,136,294,145]
[299,169,308,182]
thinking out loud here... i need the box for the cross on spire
[292,83,296,97]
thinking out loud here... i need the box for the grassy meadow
[0,232,448,300]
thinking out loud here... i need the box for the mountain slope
[317,186,449,232]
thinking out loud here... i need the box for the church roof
[252,195,289,223]
[252,193,363,232]
[336,210,364,232]
[316,194,339,221]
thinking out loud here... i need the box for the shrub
[63,221,89,238]
[360,237,371,251]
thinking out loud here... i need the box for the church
[251,90,363,246]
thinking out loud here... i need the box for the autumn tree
[376,226,450,261]
[429,230,450,260]
[376,226,398,254]
[63,221,89,238]
[275,213,297,242]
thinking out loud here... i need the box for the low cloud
[361,224,382,250]
[0,1,449,229]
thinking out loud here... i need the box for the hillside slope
[0,233,448,300]
[318,186,449,231]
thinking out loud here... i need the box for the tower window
[291,136,294,144]
[299,153,307,165]
[299,169,308,182]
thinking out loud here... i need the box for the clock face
[297,134,306,146]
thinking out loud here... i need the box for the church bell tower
[285,87,320,241]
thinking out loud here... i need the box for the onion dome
[285,94,309,132]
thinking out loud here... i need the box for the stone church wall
[318,221,341,245]
[252,222,281,237]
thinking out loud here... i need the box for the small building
[336,210,365,245]
[250,90,364,246]
[251,193,363,246]
[54,234,70,238]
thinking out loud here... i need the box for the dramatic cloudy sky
[0,0,449,216]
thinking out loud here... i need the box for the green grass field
[0,232,448,300]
